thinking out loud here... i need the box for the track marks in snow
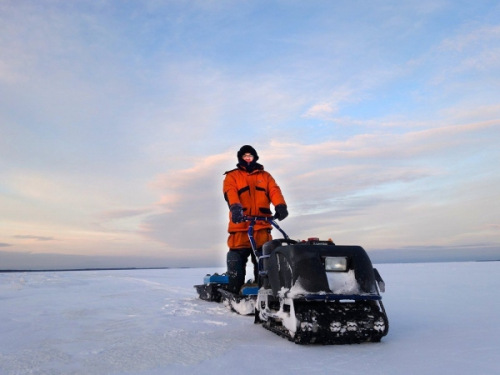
[162,296,227,317]
[161,297,230,331]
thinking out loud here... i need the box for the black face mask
[241,160,256,172]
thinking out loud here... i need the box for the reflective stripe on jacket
[223,166,286,233]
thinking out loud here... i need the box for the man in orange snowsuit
[223,145,288,293]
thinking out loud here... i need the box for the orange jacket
[223,165,286,233]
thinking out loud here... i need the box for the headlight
[324,257,348,272]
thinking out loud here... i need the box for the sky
[1,0,500,269]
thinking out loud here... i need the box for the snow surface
[1,262,499,375]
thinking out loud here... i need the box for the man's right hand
[230,204,244,223]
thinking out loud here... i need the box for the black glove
[230,204,244,223]
[274,204,288,221]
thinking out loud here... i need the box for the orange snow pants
[227,229,272,250]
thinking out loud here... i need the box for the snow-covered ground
[1,262,499,375]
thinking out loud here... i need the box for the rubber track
[261,300,388,345]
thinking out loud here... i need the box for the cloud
[0,243,12,247]
[425,24,500,87]
[0,59,23,84]
[139,153,231,254]
[135,112,499,255]
[13,235,55,241]
[99,208,153,221]
[303,86,356,120]
[304,102,338,119]
[440,25,500,53]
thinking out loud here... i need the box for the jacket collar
[237,162,263,173]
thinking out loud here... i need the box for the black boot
[226,250,246,294]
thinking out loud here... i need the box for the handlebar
[243,215,290,252]
[242,215,291,278]
[242,215,277,222]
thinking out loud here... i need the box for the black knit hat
[237,145,259,162]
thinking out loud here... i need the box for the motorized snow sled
[195,216,389,344]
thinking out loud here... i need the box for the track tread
[260,299,388,345]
